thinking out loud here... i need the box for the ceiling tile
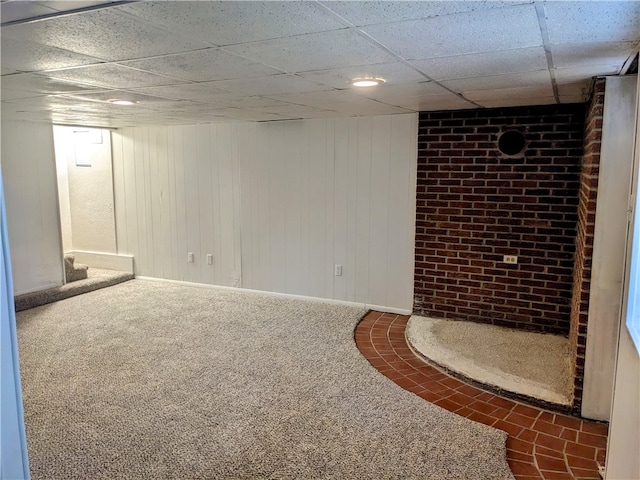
[116,1,345,46]
[225,29,397,73]
[411,47,548,81]
[0,1,58,23]
[544,1,640,45]
[208,74,329,96]
[554,65,622,84]
[47,64,181,89]
[551,41,638,69]
[2,8,208,62]
[374,93,475,111]
[321,1,532,26]
[38,1,118,13]
[62,90,192,106]
[350,81,450,101]
[441,70,552,93]
[559,94,588,104]
[1,36,103,73]
[222,96,294,109]
[299,62,426,89]
[0,88,46,101]
[0,72,101,94]
[211,108,289,122]
[120,49,281,83]
[266,90,366,108]
[128,83,239,103]
[361,4,542,60]
[556,81,592,98]
[474,96,557,108]
[464,85,555,102]
[249,103,339,118]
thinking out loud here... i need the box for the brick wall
[415,104,586,335]
[569,78,605,413]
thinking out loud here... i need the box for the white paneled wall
[112,113,417,311]
[1,121,64,295]
[112,124,242,285]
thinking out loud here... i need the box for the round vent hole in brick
[498,130,526,156]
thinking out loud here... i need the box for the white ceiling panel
[299,62,426,89]
[350,81,450,101]
[464,85,555,102]
[0,88,45,101]
[544,1,640,45]
[552,41,638,69]
[208,74,329,96]
[475,96,557,108]
[380,93,476,111]
[557,81,593,98]
[411,47,548,81]
[222,96,294,109]
[0,0,638,127]
[0,72,102,94]
[120,48,282,83]
[128,83,239,103]
[2,8,208,61]
[442,70,552,94]
[361,4,542,60]
[47,64,182,89]
[225,29,398,73]
[116,1,345,46]
[554,65,623,84]
[321,0,531,27]
[0,36,103,73]
[0,1,57,24]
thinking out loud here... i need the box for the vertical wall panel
[112,113,417,310]
[369,116,392,307]
[324,120,335,300]
[355,117,373,304]
[346,118,359,303]
[284,121,303,295]
[196,124,214,284]
[1,121,63,295]
[333,118,349,302]
[307,119,328,299]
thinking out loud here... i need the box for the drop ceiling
[1,0,638,128]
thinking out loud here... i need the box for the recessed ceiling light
[350,77,385,87]
[107,99,137,105]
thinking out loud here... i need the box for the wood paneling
[2,121,64,295]
[112,114,417,310]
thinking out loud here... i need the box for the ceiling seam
[533,1,560,104]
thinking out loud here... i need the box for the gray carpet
[14,268,134,312]
[17,279,514,480]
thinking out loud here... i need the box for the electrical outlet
[206,254,213,265]
[187,252,194,263]
[503,255,518,264]
[334,264,343,276]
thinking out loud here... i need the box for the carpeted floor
[17,279,514,480]
[14,268,134,312]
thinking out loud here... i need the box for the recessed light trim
[107,99,137,105]
[350,77,385,87]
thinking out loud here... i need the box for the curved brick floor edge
[354,311,608,480]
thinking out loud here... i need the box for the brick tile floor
[356,311,608,480]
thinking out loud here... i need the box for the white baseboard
[136,276,412,315]
[68,251,134,273]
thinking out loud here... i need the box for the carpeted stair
[64,253,88,282]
